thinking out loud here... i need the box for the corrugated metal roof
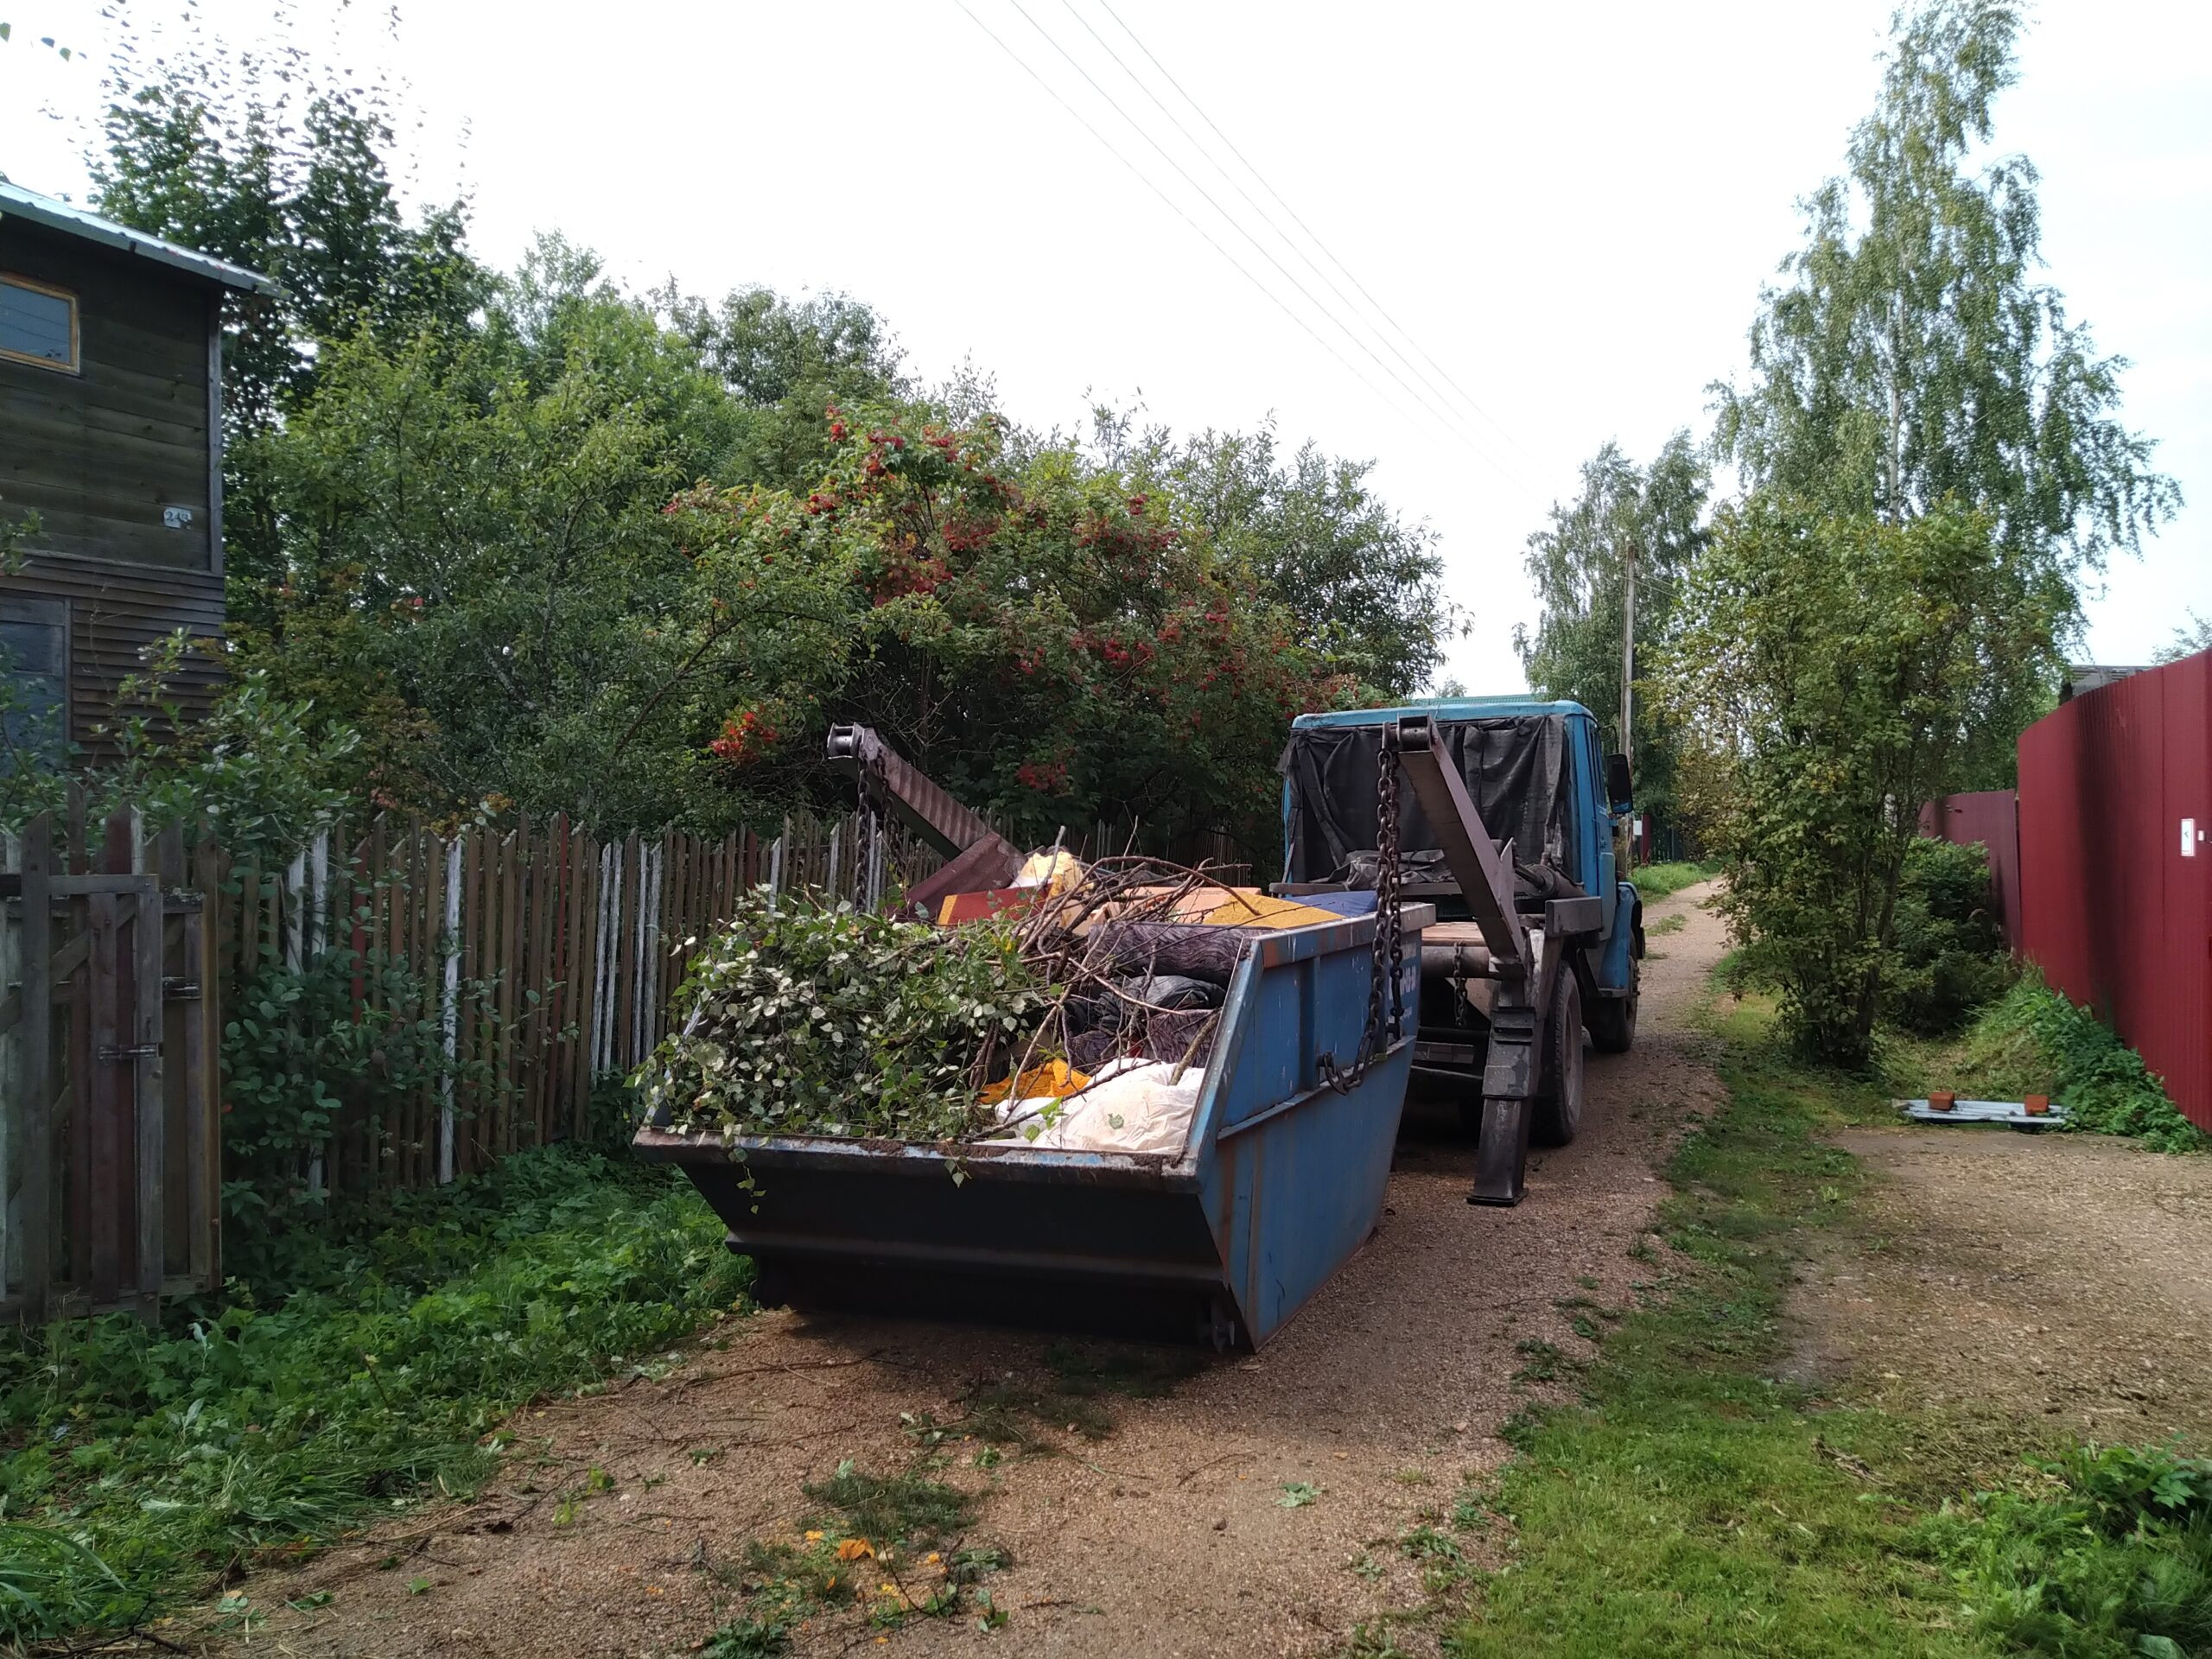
[0,179,279,296]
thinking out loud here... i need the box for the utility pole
[1619,534,1637,761]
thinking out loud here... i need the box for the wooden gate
[0,810,219,1322]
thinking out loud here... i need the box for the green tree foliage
[664,406,1371,852]
[1714,0,2177,563]
[242,239,742,823]
[658,282,907,491]
[1111,416,1455,698]
[1881,837,2011,1033]
[1711,0,2176,784]
[75,13,1435,859]
[1515,433,1707,837]
[1658,499,2063,1065]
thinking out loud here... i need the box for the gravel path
[226,885,1730,1658]
[1788,1120,2212,1445]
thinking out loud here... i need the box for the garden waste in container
[633,899,1430,1350]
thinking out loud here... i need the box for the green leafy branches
[639,892,1050,1144]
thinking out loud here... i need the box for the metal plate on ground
[1898,1097,2068,1128]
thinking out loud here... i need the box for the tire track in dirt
[227,884,1729,1658]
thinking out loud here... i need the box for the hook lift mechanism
[1382,715,1602,1207]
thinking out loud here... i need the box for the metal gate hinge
[99,1043,162,1062]
[162,976,202,1000]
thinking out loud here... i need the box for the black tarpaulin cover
[1278,716,1572,883]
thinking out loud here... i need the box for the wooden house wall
[0,220,226,749]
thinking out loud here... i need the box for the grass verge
[1630,860,1723,900]
[0,1145,748,1648]
[1444,985,2207,1658]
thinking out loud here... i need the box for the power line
[1000,0,1518,480]
[1093,0,1542,474]
[1056,0,1491,460]
[947,0,1433,438]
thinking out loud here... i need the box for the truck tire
[1531,973,1586,1147]
[1589,959,1640,1054]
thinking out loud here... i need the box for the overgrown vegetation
[0,1147,746,1647]
[1537,0,2183,1069]
[1948,972,2208,1154]
[1880,840,2012,1035]
[1935,1442,2212,1658]
[1661,501,2056,1068]
[48,6,1450,858]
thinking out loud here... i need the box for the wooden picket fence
[0,801,947,1319]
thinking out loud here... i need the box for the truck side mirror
[1605,753,1633,814]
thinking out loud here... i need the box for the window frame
[0,592,72,770]
[0,271,81,375]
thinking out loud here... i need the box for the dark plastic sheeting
[1278,716,1569,883]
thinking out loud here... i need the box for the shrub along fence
[0,798,950,1320]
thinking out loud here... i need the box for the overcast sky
[4,0,2205,691]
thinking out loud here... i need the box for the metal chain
[1326,750,1405,1095]
[1377,753,1403,1046]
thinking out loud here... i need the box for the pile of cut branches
[640,859,1262,1146]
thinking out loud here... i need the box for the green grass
[1942,971,2208,1154]
[1450,1011,1986,1658]
[1441,982,2212,1659]
[0,1145,749,1648]
[1630,860,1723,899]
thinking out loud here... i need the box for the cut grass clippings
[1445,981,2209,1659]
[0,1145,750,1649]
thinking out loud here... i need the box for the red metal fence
[2017,652,2212,1132]
[1917,789,2024,949]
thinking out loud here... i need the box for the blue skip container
[632,903,1431,1349]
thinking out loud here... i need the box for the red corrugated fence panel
[2017,652,2212,1131]
[1921,789,2023,949]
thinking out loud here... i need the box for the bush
[1881,839,2012,1035]
[1933,1443,2212,1658]
[1955,975,2207,1153]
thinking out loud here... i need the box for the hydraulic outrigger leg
[1382,716,1559,1207]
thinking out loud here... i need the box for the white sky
[3,1,2206,691]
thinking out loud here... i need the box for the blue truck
[1274,698,1644,1205]
[634,702,1642,1346]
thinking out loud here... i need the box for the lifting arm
[1382,715,1528,976]
[825,724,1022,912]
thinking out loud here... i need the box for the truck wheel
[1531,974,1586,1147]
[1589,960,1640,1054]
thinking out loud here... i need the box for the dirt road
[236,884,1730,1658]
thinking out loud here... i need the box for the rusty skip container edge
[632,904,1433,1349]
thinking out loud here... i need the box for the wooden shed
[0,180,276,760]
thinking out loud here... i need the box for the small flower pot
[1927,1090,1957,1112]
[2023,1093,2050,1116]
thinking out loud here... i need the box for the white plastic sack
[985,1057,1205,1157]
